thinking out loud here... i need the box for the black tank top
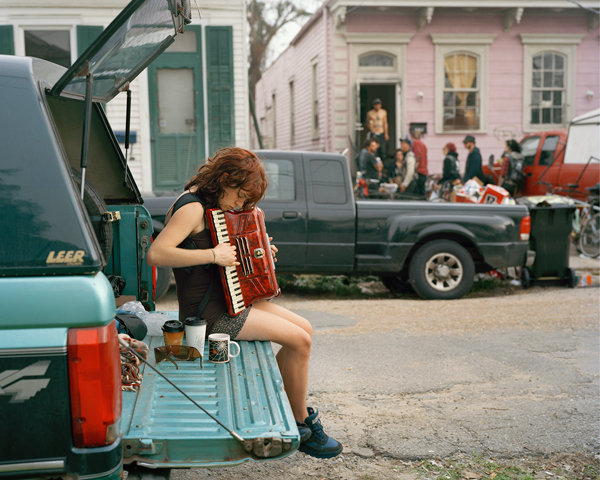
[169,193,227,334]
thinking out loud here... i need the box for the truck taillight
[520,215,531,241]
[68,323,122,448]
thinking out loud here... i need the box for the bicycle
[577,184,600,258]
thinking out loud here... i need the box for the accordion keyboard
[210,209,245,314]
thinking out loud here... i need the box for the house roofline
[290,0,332,46]
[327,0,598,8]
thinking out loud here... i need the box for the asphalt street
[156,250,599,478]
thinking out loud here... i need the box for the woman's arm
[146,202,238,268]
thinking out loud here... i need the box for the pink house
[254,0,600,175]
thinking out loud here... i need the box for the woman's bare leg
[235,303,312,423]
[254,302,312,377]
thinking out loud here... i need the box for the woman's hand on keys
[212,243,239,266]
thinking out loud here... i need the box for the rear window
[263,159,295,201]
[539,136,559,166]
[309,159,347,204]
[0,65,103,276]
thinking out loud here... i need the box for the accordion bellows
[205,207,280,316]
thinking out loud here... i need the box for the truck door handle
[283,211,298,219]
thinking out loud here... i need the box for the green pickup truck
[0,1,298,479]
[146,151,535,300]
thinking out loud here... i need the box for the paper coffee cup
[184,317,207,355]
[162,320,184,346]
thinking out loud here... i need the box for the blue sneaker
[296,421,312,442]
[298,407,343,459]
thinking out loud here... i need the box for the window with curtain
[443,53,479,131]
[531,52,565,125]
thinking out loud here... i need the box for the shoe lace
[311,418,326,441]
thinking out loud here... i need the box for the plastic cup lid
[162,320,184,332]
[184,317,207,326]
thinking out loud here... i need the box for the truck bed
[121,312,299,468]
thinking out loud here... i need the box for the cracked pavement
[156,260,599,479]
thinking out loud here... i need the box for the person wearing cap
[410,128,429,196]
[438,143,461,185]
[462,135,484,183]
[398,137,418,195]
[365,98,389,160]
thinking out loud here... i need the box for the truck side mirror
[488,154,494,168]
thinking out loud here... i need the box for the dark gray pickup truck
[145,151,534,300]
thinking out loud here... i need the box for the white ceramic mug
[208,333,240,363]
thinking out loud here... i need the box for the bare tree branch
[247,0,312,97]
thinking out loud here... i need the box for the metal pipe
[80,73,94,200]
[123,89,132,187]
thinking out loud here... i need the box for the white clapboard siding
[255,12,329,153]
[2,0,249,194]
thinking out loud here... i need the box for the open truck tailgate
[121,314,299,469]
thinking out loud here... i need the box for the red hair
[185,147,268,209]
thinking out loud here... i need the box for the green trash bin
[525,204,576,287]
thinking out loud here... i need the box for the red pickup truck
[483,109,600,201]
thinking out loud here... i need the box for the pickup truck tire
[71,168,113,264]
[409,240,475,300]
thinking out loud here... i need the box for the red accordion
[205,207,280,316]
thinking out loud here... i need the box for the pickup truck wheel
[71,169,113,264]
[409,240,475,300]
[380,275,414,296]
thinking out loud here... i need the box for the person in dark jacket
[498,139,525,197]
[438,143,461,184]
[462,135,484,183]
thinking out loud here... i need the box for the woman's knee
[289,330,312,358]
[301,317,313,337]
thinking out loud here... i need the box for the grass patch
[408,453,598,480]
[277,274,389,298]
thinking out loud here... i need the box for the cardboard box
[455,192,479,203]
[479,185,509,204]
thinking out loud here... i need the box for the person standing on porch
[462,135,484,183]
[398,138,419,196]
[359,137,383,180]
[366,98,389,160]
[411,128,428,196]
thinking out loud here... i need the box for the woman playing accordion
[146,147,342,459]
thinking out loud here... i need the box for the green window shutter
[206,26,235,154]
[0,26,14,55]
[77,25,103,56]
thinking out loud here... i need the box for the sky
[264,0,324,69]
